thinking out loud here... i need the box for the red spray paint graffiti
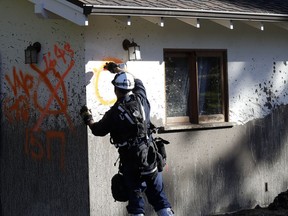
[25,129,66,170]
[30,43,75,131]
[4,67,34,123]
[3,43,75,170]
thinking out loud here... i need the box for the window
[164,49,228,126]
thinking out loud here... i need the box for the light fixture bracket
[25,42,41,64]
[122,39,131,51]
[122,39,141,61]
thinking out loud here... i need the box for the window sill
[158,122,236,133]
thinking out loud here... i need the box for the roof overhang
[82,4,288,30]
[28,0,88,26]
[28,0,288,30]
[86,5,288,22]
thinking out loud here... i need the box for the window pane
[197,56,222,115]
[165,56,190,117]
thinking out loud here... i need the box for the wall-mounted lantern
[122,39,141,61]
[25,42,41,64]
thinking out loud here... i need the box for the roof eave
[87,6,288,22]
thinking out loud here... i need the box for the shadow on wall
[160,105,288,216]
[193,104,288,215]
[85,71,94,86]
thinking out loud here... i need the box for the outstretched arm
[79,105,112,136]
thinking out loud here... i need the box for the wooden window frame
[164,49,229,126]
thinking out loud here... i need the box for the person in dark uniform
[80,62,174,216]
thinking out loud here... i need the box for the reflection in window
[198,56,222,115]
[165,56,190,117]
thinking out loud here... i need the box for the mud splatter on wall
[253,61,288,110]
[230,59,288,124]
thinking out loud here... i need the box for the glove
[80,105,94,125]
[104,62,118,74]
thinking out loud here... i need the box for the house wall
[85,16,288,215]
[1,1,288,216]
[0,1,89,215]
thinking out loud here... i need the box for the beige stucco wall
[84,15,288,215]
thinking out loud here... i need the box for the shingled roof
[68,0,288,21]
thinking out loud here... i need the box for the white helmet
[112,72,135,90]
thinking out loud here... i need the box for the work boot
[157,208,174,216]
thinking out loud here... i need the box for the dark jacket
[89,78,151,145]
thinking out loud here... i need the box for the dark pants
[122,166,171,214]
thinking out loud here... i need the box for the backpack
[114,94,158,177]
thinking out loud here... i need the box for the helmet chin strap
[115,88,132,99]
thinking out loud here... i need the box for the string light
[127,16,131,26]
[230,20,234,30]
[196,18,200,28]
[160,17,164,27]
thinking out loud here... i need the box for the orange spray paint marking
[25,128,66,170]
[5,67,34,97]
[31,43,75,131]
[25,128,45,161]
[102,57,123,63]
[46,131,65,170]
[4,96,30,123]
[4,67,34,122]
[3,43,75,171]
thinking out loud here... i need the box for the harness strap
[140,166,157,176]
[117,105,135,125]
[136,96,148,140]
[114,138,147,149]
